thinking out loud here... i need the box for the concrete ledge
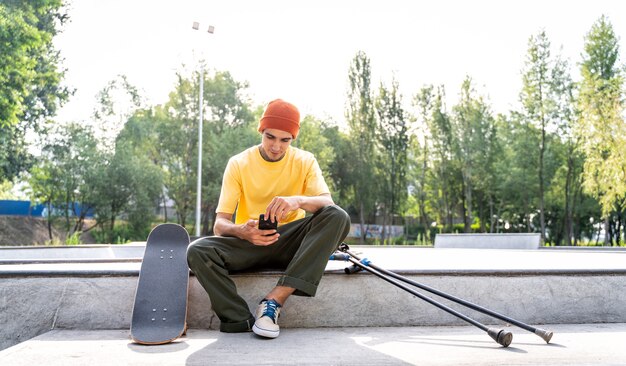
[0,244,146,260]
[2,246,626,351]
[435,233,541,249]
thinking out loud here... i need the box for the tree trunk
[359,201,366,244]
[489,194,495,233]
[538,127,546,242]
[478,191,486,233]
[381,207,387,245]
[523,198,531,232]
[202,203,211,236]
[47,201,53,240]
[615,212,622,246]
[163,195,168,222]
[604,217,610,246]
[563,153,573,246]
[496,203,503,233]
[463,171,473,233]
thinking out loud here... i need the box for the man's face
[260,128,293,162]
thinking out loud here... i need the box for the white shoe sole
[252,324,280,338]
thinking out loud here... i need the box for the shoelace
[262,300,280,323]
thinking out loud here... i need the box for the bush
[65,231,82,245]
[92,222,136,244]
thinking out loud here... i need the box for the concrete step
[1,246,626,352]
[2,324,626,365]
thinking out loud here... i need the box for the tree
[1,0,70,127]
[92,130,163,242]
[28,160,62,239]
[408,86,432,234]
[550,56,580,245]
[321,123,354,209]
[376,77,408,242]
[153,68,255,233]
[1,0,71,184]
[29,122,103,240]
[577,15,626,245]
[92,75,145,152]
[451,77,495,232]
[345,51,378,243]
[292,115,336,187]
[519,30,570,242]
[200,70,256,234]
[153,73,198,229]
[0,123,32,184]
[412,85,459,233]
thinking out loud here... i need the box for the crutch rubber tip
[488,328,512,347]
[344,265,362,274]
[534,328,553,343]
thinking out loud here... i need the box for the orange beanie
[258,99,300,139]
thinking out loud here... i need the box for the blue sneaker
[252,299,281,338]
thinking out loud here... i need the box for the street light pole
[196,68,203,238]
[192,22,214,238]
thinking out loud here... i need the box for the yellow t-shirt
[216,145,330,225]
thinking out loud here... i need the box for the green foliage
[8,23,626,247]
[375,77,409,234]
[450,77,497,232]
[28,122,102,238]
[519,30,576,241]
[346,51,379,242]
[411,85,456,232]
[0,0,70,127]
[320,124,354,208]
[151,68,256,233]
[293,115,337,192]
[91,222,135,244]
[0,0,70,184]
[0,180,17,199]
[577,15,626,220]
[92,75,145,152]
[0,123,32,183]
[65,231,81,245]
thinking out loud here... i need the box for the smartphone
[258,214,278,231]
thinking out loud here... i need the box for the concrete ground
[1,323,625,365]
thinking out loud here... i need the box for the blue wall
[0,200,93,217]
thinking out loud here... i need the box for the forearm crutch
[331,243,553,345]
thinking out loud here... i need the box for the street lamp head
[192,22,215,34]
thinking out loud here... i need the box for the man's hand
[265,196,301,223]
[265,194,334,222]
[240,219,279,246]
[214,212,279,246]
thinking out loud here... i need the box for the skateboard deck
[131,223,190,344]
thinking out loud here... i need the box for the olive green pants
[186,205,351,332]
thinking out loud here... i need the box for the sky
[54,0,626,126]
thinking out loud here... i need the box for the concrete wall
[2,271,625,351]
[434,234,541,249]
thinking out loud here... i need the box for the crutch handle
[344,258,371,274]
[329,253,351,261]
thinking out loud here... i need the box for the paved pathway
[1,323,625,365]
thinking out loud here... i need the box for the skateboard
[131,223,190,344]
